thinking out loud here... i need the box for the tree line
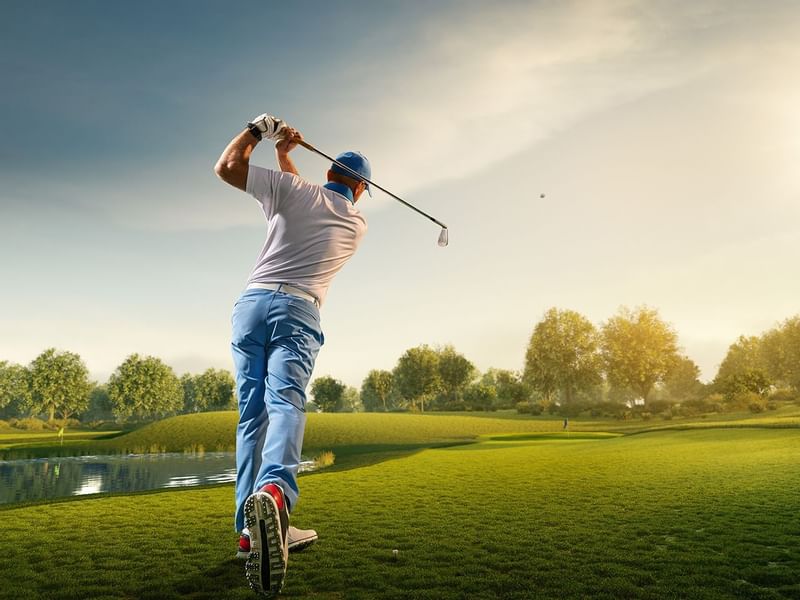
[2,306,799,426]
[0,350,235,426]
[312,306,800,417]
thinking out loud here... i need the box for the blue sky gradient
[2,1,799,386]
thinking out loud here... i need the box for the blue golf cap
[331,151,372,197]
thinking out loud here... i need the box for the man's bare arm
[215,122,305,189]
[214,129,258,192]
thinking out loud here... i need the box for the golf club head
[437,227,449,247]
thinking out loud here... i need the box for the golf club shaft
[297,140,448,230]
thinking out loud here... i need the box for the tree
[81,384,115,422]
[310,376,345,412]
[720,370,772,403]
[524,308,602,408]
[761,316,800,391]
[464,382,497,411]
[28,348,91,422]
[780,317,800,391]
[194,369,236,412]
[0,361,31,418]
[393,345,441,412]
[601,306,680,404]
[360,370,395,412]
[341,386,362,413]
[715,336,764,383]
[436,345,475,407]
[481,369,530,409]
[181,373,198,413]
[714,335,772,401]
[662,355,703,403]
[108,354,183,421]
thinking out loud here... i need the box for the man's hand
[275,127,303,155]
[274,126,304,176]
[247,114,286,141]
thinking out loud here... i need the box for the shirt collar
[323,182,354,204]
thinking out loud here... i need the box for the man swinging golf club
[214,113,369,597]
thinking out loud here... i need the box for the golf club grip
[297,140,448,230]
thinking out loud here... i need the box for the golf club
[295,138,449,247]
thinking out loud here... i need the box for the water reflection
[0,453,316,505]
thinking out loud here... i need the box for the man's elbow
[214,160,247,191]
[214,160,238,184]
[214,159,231,181]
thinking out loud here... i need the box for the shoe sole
[288,533,318,553]
[244,492,287,597]
[237,534,316,560]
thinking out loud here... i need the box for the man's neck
[324,181,354,203]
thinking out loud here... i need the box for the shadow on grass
[310,440,476,474]
[616,422,800,437]
[484,432,621,442]
[168,554,340,600]
[167,558,248,600]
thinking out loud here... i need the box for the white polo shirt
[245,165,367,308]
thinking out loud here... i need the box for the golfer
[215,113,369,596]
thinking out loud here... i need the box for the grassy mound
[0,412,576,458]
[1,428,798,599]
[3,406,799,459]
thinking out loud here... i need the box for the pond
[0,452,316,505]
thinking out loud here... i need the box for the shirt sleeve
[246,165,283,219]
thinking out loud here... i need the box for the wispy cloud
[6,0,797,234]
[342,1,795,191]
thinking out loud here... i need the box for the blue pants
[231,288,324,532]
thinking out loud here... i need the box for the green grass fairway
[0,412,579,459]
[5,406,799,459]
[2,427,798,599]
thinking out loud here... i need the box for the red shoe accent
[262,483,285,511]
[239,534,250,553]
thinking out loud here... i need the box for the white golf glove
[247,114,287,141]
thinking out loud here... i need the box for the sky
[1,0,799,387]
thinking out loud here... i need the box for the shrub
[183,443,205,455]
[742,392,767,413]
[660,410,673,420]
[13,417,46,431]
[768,388,797,404]
[681,393,724,416]
[439,401,466,412]
[314,450,335,468]
[0,419,10,430]
[79,420,122,431]
[516,401,543,415]
[647,399,671,414]
[590,402,627,419]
